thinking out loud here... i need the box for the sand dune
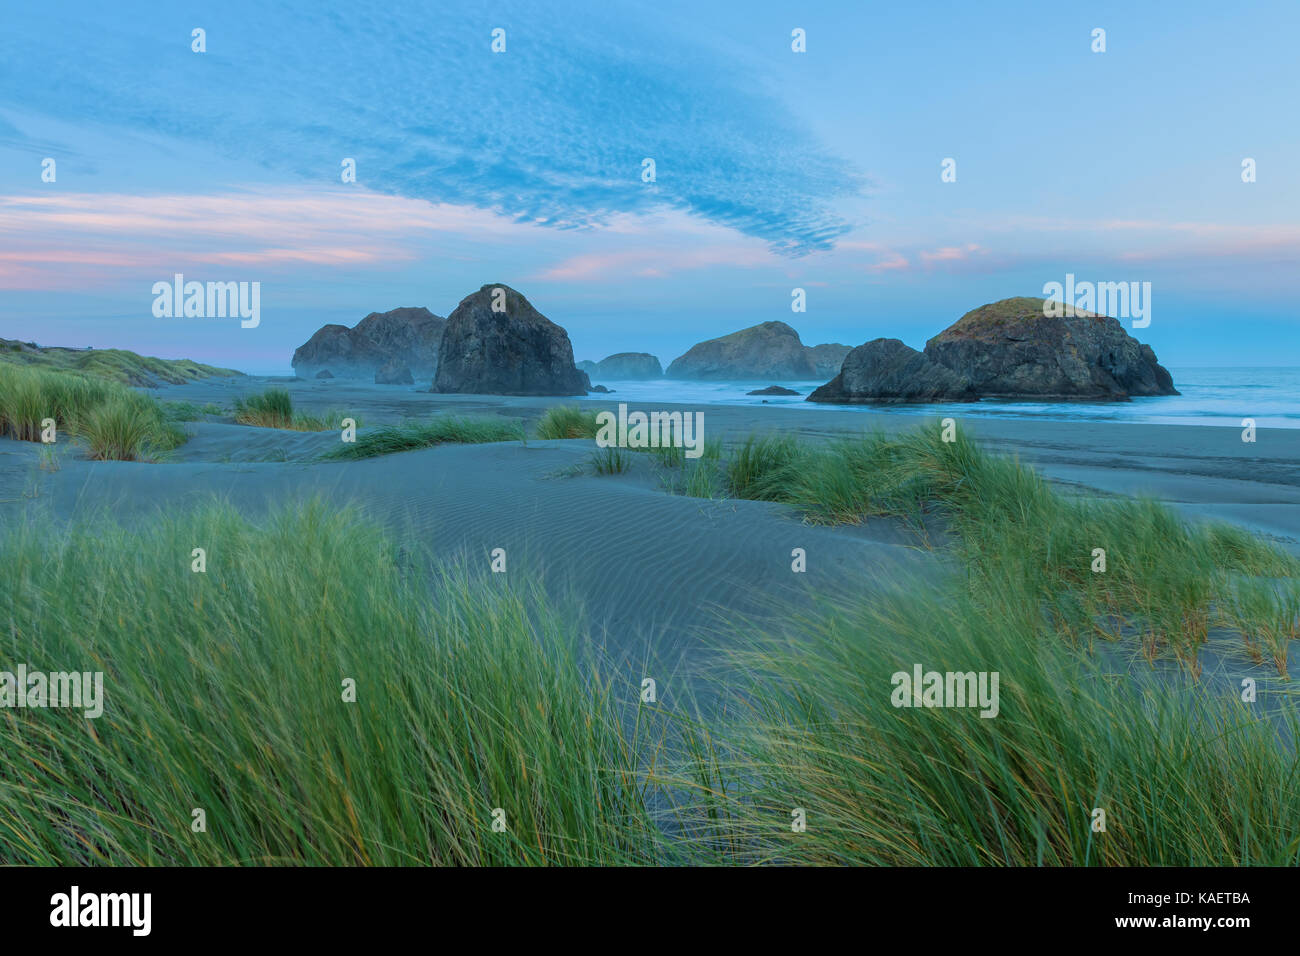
[1,419,937,681]
[3,376,1295,686]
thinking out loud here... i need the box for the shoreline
[134,374,1300,548]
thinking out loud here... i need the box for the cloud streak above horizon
[0,1,863,255]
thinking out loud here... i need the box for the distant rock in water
[667,321,817,380]
[809,339,977,404]
[667,323,851,381]
[315,369,334,379]
[808,297,1178,405]
[433,284,589,396]
[589,384,615,393]
[747,385,801,396]
[293,307,445,381]
[374,360,414,385]
[588,352,663,379]
[807,343,852,379]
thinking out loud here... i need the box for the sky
[0,0,1297,373]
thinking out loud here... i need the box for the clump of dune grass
[1224,577,1299,677]
[75,393,187,462]
[684,461,724,499]
[637,436,722,475]
[233,388,295,428]
[648,442,685,468]
[689,421,1300,676]
[233,388,355,432]
[725,434,803,501]
[321,415,525,460]
[589,446,631,475]
[709,577,1300,866]
[0,499,720,866]
[0,365,116,441]
[0,365,185,460]
[536,405,601,440]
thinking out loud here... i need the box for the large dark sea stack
[808,297,1178,404]
[667,321,818,380]
[809,338,977,404]
[923,297,1178,399]
[433,284,589,396]
[293,307,445,380]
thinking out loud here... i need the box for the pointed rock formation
[433,284,589,396]
[293,307,445,380]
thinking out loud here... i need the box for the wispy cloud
[0,188,545,288]
[0,2,863,255]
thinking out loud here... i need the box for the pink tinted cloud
[0,188,541,289]
[533,243,776,281]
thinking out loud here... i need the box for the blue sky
[1,0,1296,372]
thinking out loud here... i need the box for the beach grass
[76,393,188,462]
[233,388,357,433]
[160,400,224,422]
[710,578,1300,866]
[699,421,1300,676]
[4,420,1298,866]
[0,365,186,460]
[0,338,239,387]
[320,415,525,460]
[232,388,295,428]
[536,405,601,440]
[588,446,631,475]
[724,433,802,501]
[647,442,685,468]
[0,500,700,866]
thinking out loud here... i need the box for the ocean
[570,367,1300,429]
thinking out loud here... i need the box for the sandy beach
[3,375,1296,687]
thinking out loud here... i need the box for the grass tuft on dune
[535,405,600,440]
[320,415,525,460]
[233,388,357,433]
[0,365,186,460]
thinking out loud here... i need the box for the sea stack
[667,321,817,380]
[809,297,1178,404]
[922,297,1178,399]
[433,284,590,396]
[583,352,664,379]
[292,307,445,381]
